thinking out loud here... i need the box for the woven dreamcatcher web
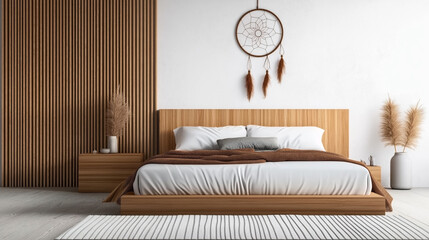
[235,1,285,101]
[236,9,283,57]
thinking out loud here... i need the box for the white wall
[158,0,429,187]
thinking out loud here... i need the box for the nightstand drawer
[367,166,381,184]
[78,153,143,192]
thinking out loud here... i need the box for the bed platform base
[120,192,386,215]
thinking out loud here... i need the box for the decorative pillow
[174,126,247,150]
[246,125,326,151]
[217,137,279,150]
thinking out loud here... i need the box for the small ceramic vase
[107,136,118,153]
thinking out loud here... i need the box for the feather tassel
[263,70,270,97]
[277,55,285,83]
[245,70,254,101]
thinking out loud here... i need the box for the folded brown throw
[104,149,393,211]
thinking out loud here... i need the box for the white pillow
[246,125,326,151]
[174,126,247,150]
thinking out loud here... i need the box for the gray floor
[0,188,428,240]
[388,188,429,226]
[0,188,119,240]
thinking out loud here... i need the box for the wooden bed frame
[121,109,386,215]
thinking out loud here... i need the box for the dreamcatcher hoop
[236,1,286,101]
[235,8,284,58]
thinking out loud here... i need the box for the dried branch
[402,102,424,151]
[105,92,131,136]
[381,97,403,152]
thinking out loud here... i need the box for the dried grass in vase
[105,92,131,137]
[381,97,424,152]
[381,97,403,152]
[402,102,424,152]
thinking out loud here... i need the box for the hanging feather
[263,70,270,97]
[245,56,253,101]
[246,70,254,101]
[277,56,285,83]
[263,56,270,97]
[277,44,285,83]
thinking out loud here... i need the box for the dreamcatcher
[235,0,285,100]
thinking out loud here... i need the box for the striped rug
[57,214,429,240]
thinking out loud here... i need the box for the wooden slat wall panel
[1,0,157,187]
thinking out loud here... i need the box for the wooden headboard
[158,109,349,157]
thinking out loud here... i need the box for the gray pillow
[217,137,279,150]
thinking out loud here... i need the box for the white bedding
[133,161,372,195]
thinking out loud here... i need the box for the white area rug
[57,214,429,240]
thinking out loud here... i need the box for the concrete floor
[0,188,428,240]
[388,188,429,226]
[0,188,119,240]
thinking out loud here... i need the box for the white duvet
[133,161,372,195]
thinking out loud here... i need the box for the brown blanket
[104,149,393,211]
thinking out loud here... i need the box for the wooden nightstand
[78,153,144,193]
[367,166,381,184]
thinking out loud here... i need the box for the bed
[120,109,389,215]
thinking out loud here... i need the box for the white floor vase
[391,152,412,189]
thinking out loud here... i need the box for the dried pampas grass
[402,102,424,151]
[105,92,131,136]
[381,97,424,153]
[381,97,402,152]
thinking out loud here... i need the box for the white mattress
[133,161,372,195]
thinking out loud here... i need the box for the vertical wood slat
[1,0,157,187]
